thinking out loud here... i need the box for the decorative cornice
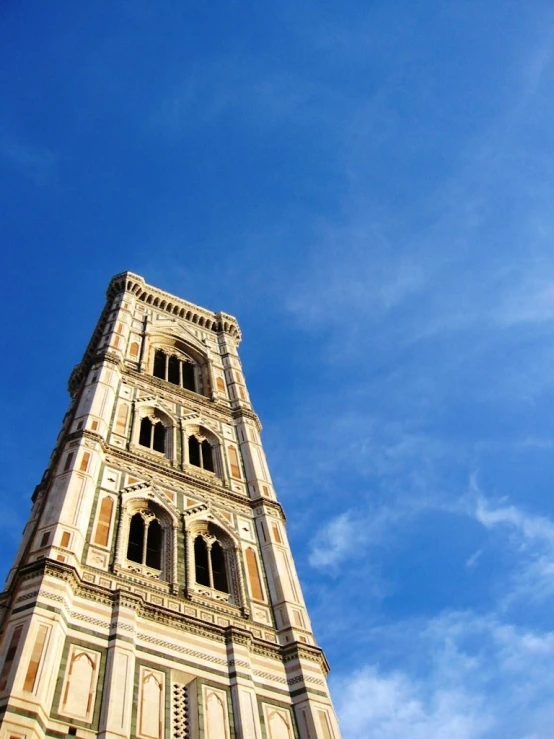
[106,446,251,506]
[127,369,230,415]
[107,272,242,342]
[1,559,330,673]
[281,641,331,675]
[251,498,287,521]
[231,406,263,431]
[225,624,254,647]
[39,419,284,518]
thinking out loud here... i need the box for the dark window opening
[202,440,214,472]
[188,435,214,472]
[188,436,201,467]
[146,519,162,569]
[139,416,166,454]
[168,354,180,385]
[194,534,229,593]
[211,541,228,593]
[153,422,166,453]
[152,349,198,394]
[127,512,163,570]
[153,350,166,379]
[182,361,196,391]
[139,417,152,447]
[194,536,210,586]
[127,513,145,563]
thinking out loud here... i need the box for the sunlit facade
[0,272,340,739]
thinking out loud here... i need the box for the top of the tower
[67,272,243,397]
[107,271,242,342]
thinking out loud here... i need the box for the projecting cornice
[107,271,242,342]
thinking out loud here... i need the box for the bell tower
[0,272,341,739]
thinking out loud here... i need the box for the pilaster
[225,626,263,739]
[97,590,139,739]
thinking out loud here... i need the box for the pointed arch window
[127,511,163,570]
[139,416,166,454]
[188,435,214,472]
[193,535,229,593]
[152,349,197,392]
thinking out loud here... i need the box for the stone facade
[0,272,341,739]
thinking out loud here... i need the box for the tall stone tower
[0,273,341,739]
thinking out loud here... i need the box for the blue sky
[2,1,554,736]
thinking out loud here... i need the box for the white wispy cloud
[475,497,554,547]
[464,478,554,607]
[308,511,357,569]
[465,548,483,569]
[308,505,408,573]
[333,612,554,739]
[493,276,554,328]
[334,665,491,739]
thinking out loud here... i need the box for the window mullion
[199,440,203,469]
[143,521,150,566]
[164,354,168,382]
[207,542,214,588]
[179,360,183,389]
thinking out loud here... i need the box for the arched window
[139,416,166,454]
[187,435,214,472]
[193,535,229,593]
[152,348,197,393]
[127,511,163,570]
